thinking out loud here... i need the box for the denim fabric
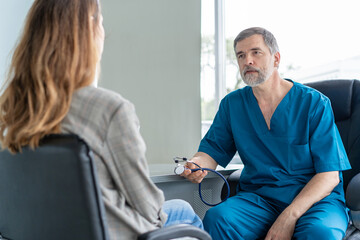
[163,199,204,229]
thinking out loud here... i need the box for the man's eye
[238,54,245,59]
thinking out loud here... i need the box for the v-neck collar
[248,79,294,133]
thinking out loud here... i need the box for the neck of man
[252,69,293,106]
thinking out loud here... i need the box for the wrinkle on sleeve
[309,97,351,172]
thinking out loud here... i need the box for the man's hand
[180,161,208,183]
[180,152,218,184]
[264,209,297,240]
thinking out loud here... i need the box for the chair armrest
[346,172,360,211]
[346,173,360,230]
[221,169,242,201]
[137,224,211,240]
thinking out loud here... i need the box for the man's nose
[245,55,254,65]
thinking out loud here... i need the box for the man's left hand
[264,209,297,240]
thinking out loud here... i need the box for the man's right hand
[180,161,208,183]
[180,152,218,183]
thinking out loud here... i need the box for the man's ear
[274,52,280,68]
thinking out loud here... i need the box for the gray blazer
[61,86,167,239]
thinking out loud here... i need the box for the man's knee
[295,221,346,240]
[203,203,260,240]
[203,205,222,226]
[203,205,240,239]
[295,200,348,240]
[203,204,231,232]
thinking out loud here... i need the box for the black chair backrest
[0,134,109,240]
[306,79,360,192]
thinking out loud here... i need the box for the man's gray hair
[233,27,279,55]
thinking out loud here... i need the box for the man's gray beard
[242,68,272,87]
[242,71,266,87]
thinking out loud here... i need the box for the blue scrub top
[199,80,351,205]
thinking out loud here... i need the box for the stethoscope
[173,157,230,206]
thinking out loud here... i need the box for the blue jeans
[162,199,204,229]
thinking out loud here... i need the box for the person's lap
[203,191,348,240]
[204,192,279,239]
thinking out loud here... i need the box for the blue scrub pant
[203,192,348,240]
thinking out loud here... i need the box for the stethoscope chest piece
[174,164,186,175]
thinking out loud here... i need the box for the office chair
[0,134,211,240]
[221,79,360,239]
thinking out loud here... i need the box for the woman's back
[61,86,167,239]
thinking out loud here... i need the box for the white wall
[100,0,202,165]
[0,1,33,85]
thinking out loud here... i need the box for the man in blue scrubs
[182,27,351,239]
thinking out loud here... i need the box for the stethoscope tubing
[190,167,230,206]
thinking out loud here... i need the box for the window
[201,0,360,130]
[201,0,216,135]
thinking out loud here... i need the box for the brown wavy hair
[0,0,101,152]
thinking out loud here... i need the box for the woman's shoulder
[74,86,130,106]
[63,86,136,145]
[69,85,136,124]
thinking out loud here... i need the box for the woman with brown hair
[0,0,203,239]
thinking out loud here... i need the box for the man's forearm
[284,171,340,219]
[265,171,341,239]
[192,152,218,170]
